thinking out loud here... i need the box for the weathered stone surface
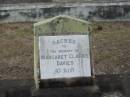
[1,3,130,23]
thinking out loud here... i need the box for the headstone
[34,15,93,89]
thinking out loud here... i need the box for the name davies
[41,53,89,60]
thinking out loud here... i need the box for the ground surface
[93,22,130,75]
[0,23,34,79]
[0,22,130,80]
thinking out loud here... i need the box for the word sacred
[52,38,75,44]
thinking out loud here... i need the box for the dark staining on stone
[88,27,91,32]
[87,11,96,20]
[51,32,56,35]
[41,8,52,18]
[95,6,127,19]
[96,25,103,31]
[50,19,62,33]
[19,9,37,18]
[124,6,130,14]
[48,20,57,33]
[0,10,10,19]
[87,5,130,20]
[56,20,60,24]
[38,28,41,33]
[40,7,71,18]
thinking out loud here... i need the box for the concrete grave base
[0,74,129,97]
[1,3,130,23]
[31,86,101,97]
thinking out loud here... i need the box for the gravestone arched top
[34,15,93,89]
[34,15,92,36]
